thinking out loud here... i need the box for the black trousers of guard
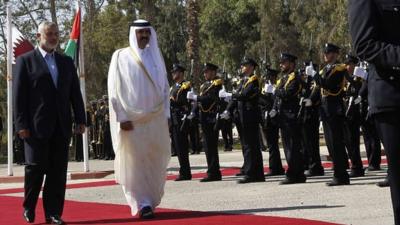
[361,118,381,168]
[23,127,69,217]
[374,112,400,225]
[262,122,284,174]
[322,116,349,181]
[201,123,221,178]
[220,119,233,150]
[302,108,324,173]
[344,112,364,171]
[189,121,201,153]
[280,110,305,179]
[172,123,191,178]
[242,123,264,179]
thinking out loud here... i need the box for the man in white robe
[107,19,171,219]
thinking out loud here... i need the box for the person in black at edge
[343,54,365,178]
[224,58,265,184]
[187,63,223,182]
[170,63,192,181]
[306,43,351,186]
[270,53,306,185]
[299,62,325,177]
[259,68,285,176]
[349,1,400,223]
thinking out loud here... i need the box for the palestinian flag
[65,7,81,66]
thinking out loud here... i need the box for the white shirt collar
[37,45,55,58]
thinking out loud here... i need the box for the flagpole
[6,4,14,176]
[77,0,90,172]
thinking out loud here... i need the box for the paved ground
[0,145,395,225]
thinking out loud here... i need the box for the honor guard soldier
[299,62,325,177]
[343,54,364,177]
[259,68,285,176]
[271,53,306,185]
[187,63,223,182]
[349,2,400,223]
[170,64,192,181]
[306,43,350,186]
[221,58,265,183]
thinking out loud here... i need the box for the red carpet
[0,196,341,225]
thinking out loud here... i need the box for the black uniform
[359,81,381,170]
[170,80,192,180]
[300,76,324,176]
[343,77,364,176]
[259,77,284,175]
[232,74,265,182]
[349,1,400,223]
[274,71,306,183]
[219,100,233,151]
[196,78,223,180]
[315,62,350,184]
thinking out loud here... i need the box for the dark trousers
[189,121,201,153]
[172,124,191,178]
[234,118,246,174]
[201,123,221,178]
[23,131,69,217]
[344,115,363,171]
[74,134,83,161]
[242,123,264,179]
[280,111,305,179]
[302,109,323,173]
[220,119,233,150]
[262,123,284,173]
[374,112,400,225]
[361,119,381,168]
[322,116,349,180]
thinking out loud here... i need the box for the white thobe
[107,47,171,215]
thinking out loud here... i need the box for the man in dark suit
[13,21,86,225]
[349,1,400,224]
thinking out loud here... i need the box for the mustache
[140,36,149,41]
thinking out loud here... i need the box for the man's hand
[120,121,134,131]
[75,124,86,134]
[18,129,30,139]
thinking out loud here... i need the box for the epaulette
[181,81,191,90]
[212,78,223,86]
[334,63,347,72]
[244,75,258,88]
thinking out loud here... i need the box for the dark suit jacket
[13,48,85,139]
[348,0,400,114]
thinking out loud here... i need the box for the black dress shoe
[265,170,285,177]
[326,178,350,186]
[174,175,192,181]
[139,206,155,219]
[366,165,381,172]
[377,179,390,187]
[237,176,265,184]
[45,215,65,225]
[305,169,325,177]
[200,176,222,182]
[349,169,365,178]
[279,176,306,185]
[23,209,35,223]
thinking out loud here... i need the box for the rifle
[179,114,189,132]
[297,97,305,120]
[345,96,354,118]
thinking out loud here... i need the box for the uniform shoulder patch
[248,75,259,83]
[212,78,223,86]
[335,63,347,72]
[181,81,191,90]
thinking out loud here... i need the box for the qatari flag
[11,26,34,64]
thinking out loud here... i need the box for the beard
[41,40,58,51]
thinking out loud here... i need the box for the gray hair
[37,21,58,34]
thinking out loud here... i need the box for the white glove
[264,82,275,94]
[354,96,362,105]
[303,98,312,107]
[187,90,197,101]
[224,95,232,102]
[353,66,368,80]
[264,111,269,120]
[305,62,317,77]
[220,110,231,120]
[269,109,277,118]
